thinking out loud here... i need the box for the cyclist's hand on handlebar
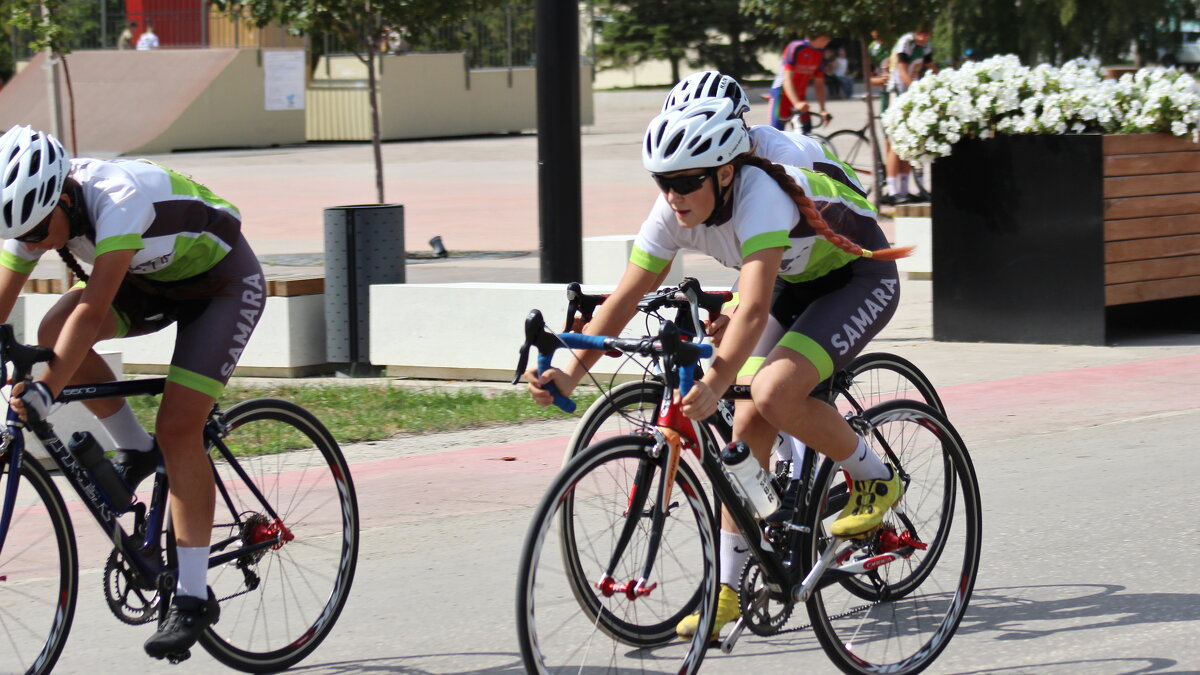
[705,312,732,346]
[681,380,719,421]
[10,380,52,422]
[525,366,575,407]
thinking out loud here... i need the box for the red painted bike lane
[352,352,1200,527]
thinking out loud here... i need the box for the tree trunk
[367,34,384,203]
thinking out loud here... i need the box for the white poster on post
[263,50,305,111]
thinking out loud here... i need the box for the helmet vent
[44,176,57,203]
[19,191,35,224]
[663,130,684,158]
[692,139,712,156]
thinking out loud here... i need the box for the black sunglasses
[651,172,710,196]
[16,207,56,244]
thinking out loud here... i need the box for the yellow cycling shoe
[676,583,740,640]
[830,468,904,539]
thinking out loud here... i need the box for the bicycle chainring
[104,549,161,625]
[737,560,793,636]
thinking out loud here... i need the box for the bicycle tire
[826,129,874,179]
[840,352,945,416]
[517,435,717,673]
[565,378,666,463]
[198,398,360,673]
[0,456,78,675]
[803,400,981,675]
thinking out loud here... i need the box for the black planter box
[931,133,1200,345]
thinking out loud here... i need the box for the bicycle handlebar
[564,277,732,335]
[513,309,714,413]
[0,324,55,386]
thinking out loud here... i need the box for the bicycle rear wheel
[804,400,981,675]
[199,398,359,673]
[838,352,944,416]
[0,455,78,675]
[826,130,874,179]
[517,435,717,674]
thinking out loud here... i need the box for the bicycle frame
[0,376,288,591]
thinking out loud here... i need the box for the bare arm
[782,71,802,110]
[526,260,666,404]
[37,249,134,395]
[814,78,828,115]
[681,247,783,419]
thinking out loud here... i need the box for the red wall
[125,0,204,46]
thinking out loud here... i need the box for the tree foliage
[593,0,773,81]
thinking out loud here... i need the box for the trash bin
[324,204,405,375]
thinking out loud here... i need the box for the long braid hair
[731,154,914,262]
[57,248,89,284]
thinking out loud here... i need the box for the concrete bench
[15,272,330,377]
[370,282,661,381]
[892,203,932,280]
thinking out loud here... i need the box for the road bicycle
[556,279,944,464]
[514,312,980,674]
[821,118,930,205]
[0,324,360,674]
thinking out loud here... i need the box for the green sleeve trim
[167,365,225,399]
[166,168,240,215]
[95,233,145,257]
[629,246,671,274]
[741,231,791,259]
[737,355,766,380]
[0,250,37,275]
[778,332,835,382]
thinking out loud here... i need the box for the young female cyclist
[664,70,865,196]
[0,125,265,659]
[525,98,912,640]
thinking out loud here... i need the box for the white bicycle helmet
[0,125,70,240]
[643,98,750,173]
[662,71,751,117]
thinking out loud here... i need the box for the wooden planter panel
[1103,134,1200,305]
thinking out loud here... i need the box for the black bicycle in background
[0,324,359,674]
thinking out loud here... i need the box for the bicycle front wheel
[199,398,360,673]
[565,378,664,463]
[826,130,874,179]
[0,455,78,675]
[804,400,981,675]
[517,435,718,674]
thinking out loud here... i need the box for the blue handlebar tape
[679,364,696,398]
[536,353,576,413]
[556,333,610,350]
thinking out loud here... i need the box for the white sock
[898,173,910,196]
[886,176,898,195]
[719,530,750,587]
[100,402,153,452]
[841,437,891,481]
[176,546,209,599]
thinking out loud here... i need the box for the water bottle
[68,431,132,510]
[721,441,780,519]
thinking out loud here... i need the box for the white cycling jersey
[748,125,864,193]
[632,164,879,284]
[1,158,242,281]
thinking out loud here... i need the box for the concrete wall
[308,52,594,141]
[0,49,306,155]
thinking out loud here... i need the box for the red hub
[877,527,928,555]
[595,576,658,600]
[249,517,295,550]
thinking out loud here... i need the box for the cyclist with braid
[0,125,264,660]
[525,98,911,641]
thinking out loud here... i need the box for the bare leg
[155,382,216,550]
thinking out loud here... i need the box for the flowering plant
[882,55,1200,162]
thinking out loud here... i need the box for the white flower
[881,54,1200,161]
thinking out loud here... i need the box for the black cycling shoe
[113,440,162,493]
[144,588,220,662]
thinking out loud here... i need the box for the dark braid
[731,154,914,262]
[57,248,89,284]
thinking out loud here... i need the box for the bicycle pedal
[165,649,191,665]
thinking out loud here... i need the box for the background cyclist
[0,125,263,660]
[883,28,936,204]
[526,98,911,640]
[768,33,832,134]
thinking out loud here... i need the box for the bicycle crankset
[104,549,161,625]
[737,560,793,636]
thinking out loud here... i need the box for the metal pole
[42,6,62,140]
[535,0,582,283]
[100,0,108,48]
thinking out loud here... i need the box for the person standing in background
[136,25,160,51]
[118,21,137,50]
